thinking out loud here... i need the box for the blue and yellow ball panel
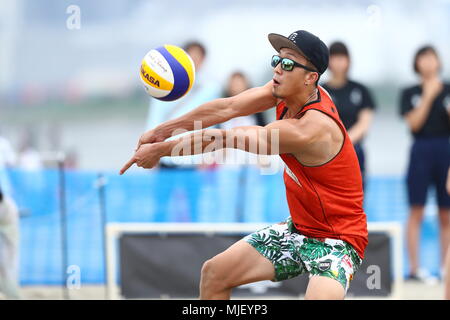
[139,44,195,101]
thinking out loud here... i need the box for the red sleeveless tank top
[277,86,368,259]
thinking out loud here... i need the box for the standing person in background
[147,41,220,168]
[400,46,450,281]
[0,133,16,196]
[219,71,267,165]
[0,132,21,299]
[0,188,21,299]
[322,42,376,188]
[146,41,221,222]
[222,72,267,127]
[17,128,42,171]
[218,72,269,222]
[146,41,221,169]
[446,167,450,299]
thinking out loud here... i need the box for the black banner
[119,232,391,299]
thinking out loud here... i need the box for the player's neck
[285,87,318,114]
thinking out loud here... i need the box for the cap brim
[268,33,307,58]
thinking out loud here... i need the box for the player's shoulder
[296,109,341,141]
[300,108,336,131]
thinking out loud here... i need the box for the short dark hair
[413,45,439,74]
[329,41,349,58]
[183,41,206,57]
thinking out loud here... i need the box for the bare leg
[304,276,345,300]
[407,205,425,276]
[199,240,275,300]
[445,246,450,299]
[438,207,450,273]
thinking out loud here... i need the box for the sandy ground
[1,281,444,300]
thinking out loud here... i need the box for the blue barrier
[6,168,442,285]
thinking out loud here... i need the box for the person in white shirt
[0,189,21,299]
[17,129,43,171]
[146,41,221,222]
[146,41,221,168]
[0,135,16,196]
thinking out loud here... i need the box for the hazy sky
[1,0,450,94]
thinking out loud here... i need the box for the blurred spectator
[399,45,450,281]
[17,128,42,171]
[146,41,221,222]
[222,71,266,127]
[322,42,376,188]
[0,133,16,196]
[0,188,21,299]
[63,149,79,169]
[218,71,267,166]
[446,167,450,299]
[0,134,16,169]
[146,41,221,168]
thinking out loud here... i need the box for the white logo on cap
[288,32,298,41]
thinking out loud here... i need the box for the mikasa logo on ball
[140,66,160,87]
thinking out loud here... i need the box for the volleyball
[139,45,195,101]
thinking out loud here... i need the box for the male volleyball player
[121,30,368,300]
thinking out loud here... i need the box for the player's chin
[272,86,284,99]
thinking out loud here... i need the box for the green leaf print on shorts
[243,218,363,293]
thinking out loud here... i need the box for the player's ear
[305,72,319,86]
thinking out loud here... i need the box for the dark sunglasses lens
[281,59,294,71]
[271,55,281,68]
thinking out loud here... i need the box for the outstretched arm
[136,81,277,149]
[120,116,323,174]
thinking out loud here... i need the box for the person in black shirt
[400,45,450,280]
[322,42,376,187]
[446,168,450,298]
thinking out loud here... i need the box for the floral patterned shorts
[243,217,363,292]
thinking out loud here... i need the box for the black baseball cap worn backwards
[268,30,329,74]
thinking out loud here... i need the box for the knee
[409,207,425,222]
[200,258,228,291]
[201,259,215,281]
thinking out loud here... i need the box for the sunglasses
[271,55,317,73]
